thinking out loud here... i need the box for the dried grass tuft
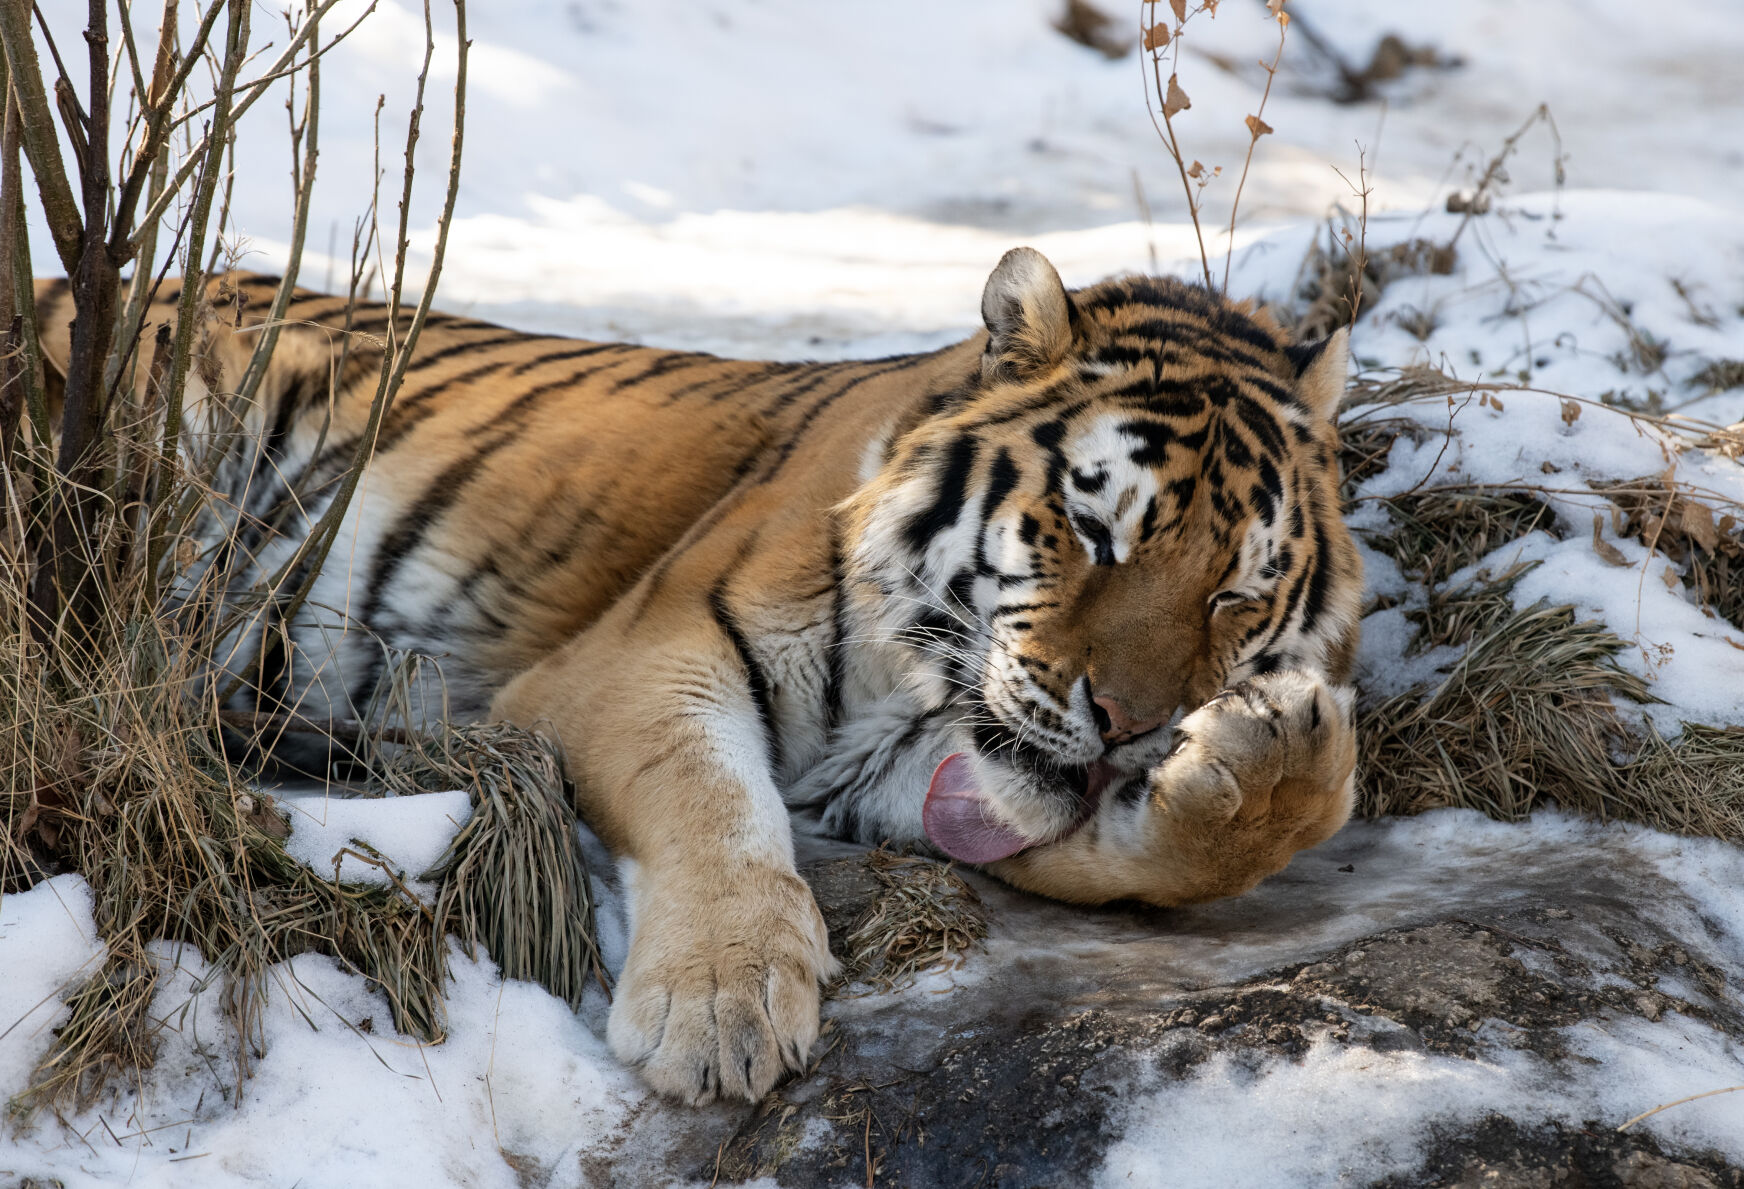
[1292,233,1452,341]
[1359,564,1652,823]
[391,721,608,1008]
[1687,359,1744,396]
[12,948,161,1118]
[1368,489,1558,589]
[1358,563,1744,844]
[836,849,987,994]
[1615,723,1744,842]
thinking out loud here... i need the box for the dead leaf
[1143,23,1170,50]
[1592,514,1631,567]
[1560,398,1581,425]
[1662,565,1681,590]
[1169,0,1188,21]
[1277,9,1290,25]
[1164,73,1191,117]
[1679,497,1720,551]
[1245,114,1273,138]
[1266,0,1285,14]
[1720,513,1737,536]
[1187,159,1204,179]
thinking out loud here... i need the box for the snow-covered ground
[8,0,1744,1185]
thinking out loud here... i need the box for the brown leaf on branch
[1170,0,1188,22]
[1267,0,1286,15]
[1244,114,1273,139]
[1187,160,1204,179]
[1143,23,1170,51]
[1164,73,1191,117]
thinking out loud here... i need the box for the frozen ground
[8,0,1744,1185]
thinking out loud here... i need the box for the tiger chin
[37,247,1363,1106]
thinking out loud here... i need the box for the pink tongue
[922,753,1033,863]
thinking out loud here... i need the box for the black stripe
[607,351,716,392]
[708,580,781,773]
[824,529,848,731]
[1300,518,1334,630]
[402,333,527,374]
[757,353,940,480]
[509,342,629,376]
[904,434,979,552]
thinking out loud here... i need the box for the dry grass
[834,849,987,994]
[1616,724,1744,841]
[391,722,608,1009]
[1687,359,1744,396]
[1292,233,1453,341]
[2,540,601,1116]
[1368,489,1558,589]
[1358,565,1655,824]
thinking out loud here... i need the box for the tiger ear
[981,247,1073,379]
[1284,325,1349,423]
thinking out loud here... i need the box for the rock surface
[583,813,1744,1187]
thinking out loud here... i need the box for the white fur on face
[1060,415,1160,566]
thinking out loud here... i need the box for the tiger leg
[988,670,1357,906]
[490,608,837,1105]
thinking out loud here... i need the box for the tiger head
[841,247,1362,864]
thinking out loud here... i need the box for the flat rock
[594,812,1744,1187]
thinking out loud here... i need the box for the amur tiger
[34,248,1363,1104]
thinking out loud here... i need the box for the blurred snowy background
[26,0,1744,356]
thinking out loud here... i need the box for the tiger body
[34,249,1363,1103]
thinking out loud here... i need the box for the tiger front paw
[1140,670,1357,904]
[990,670,1356,907]
[607,863,838,1104]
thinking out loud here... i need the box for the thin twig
[1618,1085,1744,1132]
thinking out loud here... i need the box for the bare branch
[234,13,320,409]
[144,0,251,599]
[0,0,81,272]
[1223,14,1286,293]
[129,0,355,248]
[258,0,469,640]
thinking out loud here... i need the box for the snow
[0,877,106,1106]
[9,0,1744,1184]
[274,787,474,887]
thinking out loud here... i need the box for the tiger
[33,247,1363,1104]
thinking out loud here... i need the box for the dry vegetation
[1329,360,1744,843]
[1,0,601,1123]
[833,849,988,995]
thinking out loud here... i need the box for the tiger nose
[1090,694,1164,744]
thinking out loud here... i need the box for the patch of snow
[274,787,475,886]
[0,878,106,1104]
